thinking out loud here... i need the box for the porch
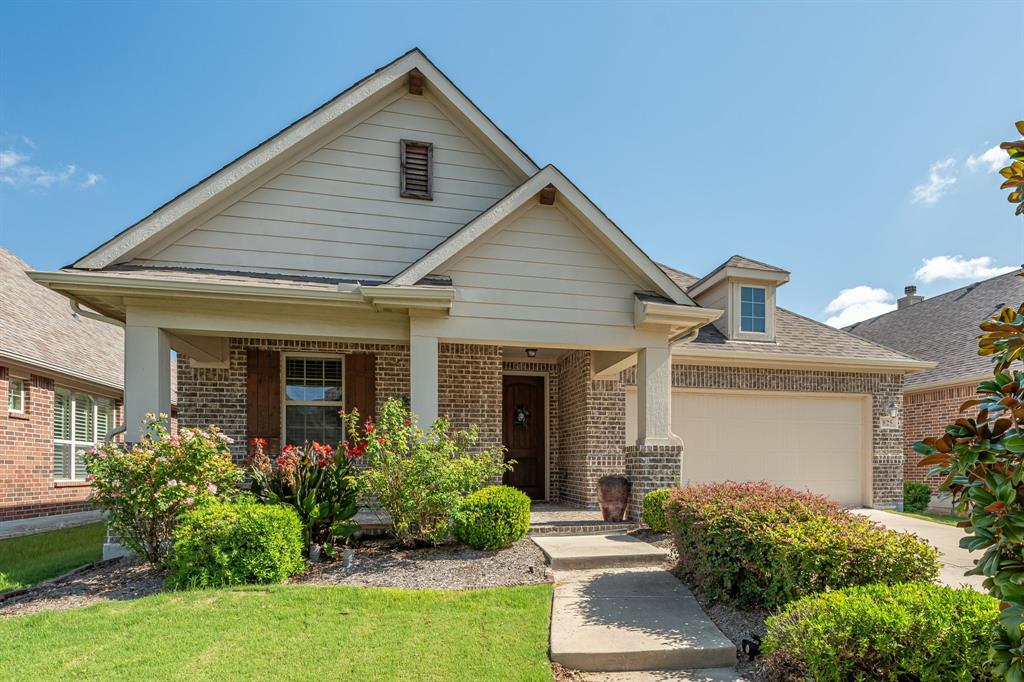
[527,502,640,536]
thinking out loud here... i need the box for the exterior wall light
[887,401,899,418]
[525,348,538,358]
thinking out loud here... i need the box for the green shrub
[86,417,243,565]
[642,488,672,532]
[903,481,932,514]
[347,398,511,546]
[665,482,941,609]
[762,582,998,682]
[168,497,305,589]
[454,486,531,550]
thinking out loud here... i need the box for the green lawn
[0,583,554,681]
[0,522,105,593]
[892,510,964,527]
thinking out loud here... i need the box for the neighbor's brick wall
[903,382,977,491]
[0,366,95,521]
[620,365,905,508]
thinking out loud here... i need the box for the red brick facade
[0,365,98,521]
[903,381,977,491]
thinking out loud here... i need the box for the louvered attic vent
[400,139,433,200]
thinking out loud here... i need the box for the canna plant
[246,439,359,553]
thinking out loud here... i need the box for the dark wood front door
[502,375,545,500]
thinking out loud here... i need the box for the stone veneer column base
[624,444,682,521]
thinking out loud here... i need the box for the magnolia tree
[914,120,1024,679]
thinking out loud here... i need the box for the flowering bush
[665,482,940,609]
[246,438,359,552]
[346,397,511,546]
[85,415,243,564]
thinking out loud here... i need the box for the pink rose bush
[86,414,243,564]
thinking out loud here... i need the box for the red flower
[365,424,375,434]
[377,437,386,445]
[404,418,411,425]
[250,437,267,447]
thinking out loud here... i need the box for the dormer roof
[686,254,790,298]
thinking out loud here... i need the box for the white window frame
[7,377,25,414]
[738,285,768,335]
[54,388,115,482]
[281,353,345,447]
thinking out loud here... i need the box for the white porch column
[635,345,680,446]
[124,324,171,441]
[409,332,439,426]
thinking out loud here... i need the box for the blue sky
[1,1,1020,326]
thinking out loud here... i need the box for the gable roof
[390,165,695,305]
[659,263,927,368]
[846,269,1024,388]
[1,248,124,390]
[72,48,539,271]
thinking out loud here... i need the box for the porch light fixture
[886,401,899,418]
[525,348,538,358]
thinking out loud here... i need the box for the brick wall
[903,382,977,491]
[0,366,96,521]
[439,343,502,450]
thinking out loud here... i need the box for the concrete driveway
[853,508,985,591]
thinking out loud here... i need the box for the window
[284,356,344,446]
[400,139,433,200]
[739,286,767,333]
[54,389,115,481]
[7,378,25,413]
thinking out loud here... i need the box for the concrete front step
[550,568,737,673]
[529,521,640,537]
[585,667,746,681]
[532,534,669,570]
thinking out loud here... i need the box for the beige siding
[136,93,518,279]
[443,204,645,327]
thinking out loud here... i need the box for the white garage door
[626,389,869,506]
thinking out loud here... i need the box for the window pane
[741,301,753,317]
[73,394,95,442]
[8,378,24,411]
[54,443,72,480]
[285,405,343,446]
[285,357,342,402]
[54,391,71,441]
[74,446,88,480]
[96,399,114,441]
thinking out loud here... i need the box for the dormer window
[740,286,766,333]
[400,140,433,200]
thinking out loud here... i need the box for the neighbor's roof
[659,263,918,365]
[1,247,124,390]
[845,269,1024,388]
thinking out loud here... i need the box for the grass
[892,510,964,527]
[0,583,554,681]
[0,522,105,593]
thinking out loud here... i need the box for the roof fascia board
[671,346,937,373]
[391,165,695,305]
[904,374,990,395]
[688,266,790,298]
[73,49,539,270]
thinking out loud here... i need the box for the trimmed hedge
[664,482,941,609]
[454,485,531,550]
[762,582,998,682]
[903,480,932,514]
[168,498,305,589]
[642,488,672,532]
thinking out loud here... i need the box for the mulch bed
[0,537,551,618]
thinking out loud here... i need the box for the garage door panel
[626,389,867,506]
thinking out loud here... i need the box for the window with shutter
[283,355,344,446]
[400,140,433,200]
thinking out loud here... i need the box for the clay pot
[597,475,632,522]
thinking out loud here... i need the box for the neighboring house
[847,271,1024,494]
[0,247,124,521]
[28,49,930,520]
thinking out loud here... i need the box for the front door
[502,375,545,500]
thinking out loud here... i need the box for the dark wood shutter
[344,353,377,424]
[246,349,281,453]
[400,140,432,200]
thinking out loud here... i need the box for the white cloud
[824,285,897,328]
[911,158,957,204]
[0,141,100,190]
[965,144,1006,173]
[914,255,1018,283]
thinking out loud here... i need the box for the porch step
[532,534,669,570]
[549,568,737,673]
[529,520,640,537]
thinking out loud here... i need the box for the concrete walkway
[853,508,985,591]
[533,534,737,676]
[0,510,103,540]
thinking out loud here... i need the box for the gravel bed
[0,558,166,618]
[294,537,552,590]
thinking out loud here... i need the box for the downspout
[70,300,125,328]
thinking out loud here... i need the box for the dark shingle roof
[658,263,916,364]
[845,269,1024,387]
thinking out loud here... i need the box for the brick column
[624,443,682,521]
